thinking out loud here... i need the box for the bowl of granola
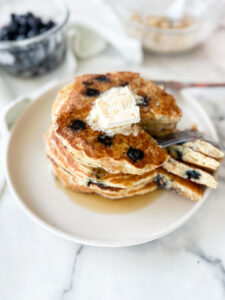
[112,0,225,53]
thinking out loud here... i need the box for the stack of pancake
[45,72,223,201]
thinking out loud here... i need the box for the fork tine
[156,130,211,148]
[157,130,225,151]
[157,130,202,142]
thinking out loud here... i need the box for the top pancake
[52,72,181,174]
[53,72,182,131]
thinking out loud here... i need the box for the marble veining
[60,245,84,300]
[190,248,225,296]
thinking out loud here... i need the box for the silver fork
[156,129,225,151]
[153,81,225,90]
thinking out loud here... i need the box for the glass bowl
[0,0,69,77]
[112,0,225,53]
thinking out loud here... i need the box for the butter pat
[96,87,140,129]
[86,87,140,136]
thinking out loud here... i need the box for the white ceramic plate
[5,82,218,247]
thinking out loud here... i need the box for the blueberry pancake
[167,145,220,171]
[45,72,223,201]
[163,157,217,188]
[50,158,158,199]
[156,169,203,202]
[48,151,203,201]
[52,72,171,175]
[46,130,158,189]
[182,140,224,161]
[52,73,182,136]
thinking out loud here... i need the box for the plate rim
[4,82,218,247]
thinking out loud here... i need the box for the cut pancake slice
[163,157,217,188]
[167,145,220,171]
[182,140,224,160]
[156,169,203,202]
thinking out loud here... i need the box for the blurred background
[0,0,225,106]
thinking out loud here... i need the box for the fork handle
[154,81,225,90]
[179,82,225,89]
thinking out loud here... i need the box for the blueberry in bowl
[0,0,69,77]
[0,13,56,42]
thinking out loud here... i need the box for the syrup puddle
[54,178,164,214]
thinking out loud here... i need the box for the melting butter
[86,86,141,136]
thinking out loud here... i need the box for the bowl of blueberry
[0,0,69,77]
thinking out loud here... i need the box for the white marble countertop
[1,26,225,300]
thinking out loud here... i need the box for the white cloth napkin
[69,0,142,64]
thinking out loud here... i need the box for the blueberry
[19,24,30,36]
[17,15,27,26]
[45,20,55,30]
[175,149,183,161]
[11,14,16,22]
[137,96,151,107]
[24,12,34,19]
[27,17,42,30]
[95,75,110,82]
[127,148,144,162]
[0,12,63,76]
[86,88,100,97]
[40,27,47,34]
[87,180,107,189]
[155,174,167,188]
[69,119,86,131]
[6,26,17,40]
[98,135,112,146]
[185,170,201,180]
[87,180,92,187]
[0,13,57,43]
[6,31,16,41]
[8,21,18,30]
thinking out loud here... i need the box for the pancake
[163,157,217,188]
[52,72,171,175]
[52,73,182,136]
[45,130,158,189]
[45,72,223,202]
[182,140,224,160]
[50,159,158,199]
[156,169,203,202]
[167,145,220,171]
[49,157,203,201]
[46,132,204,202]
